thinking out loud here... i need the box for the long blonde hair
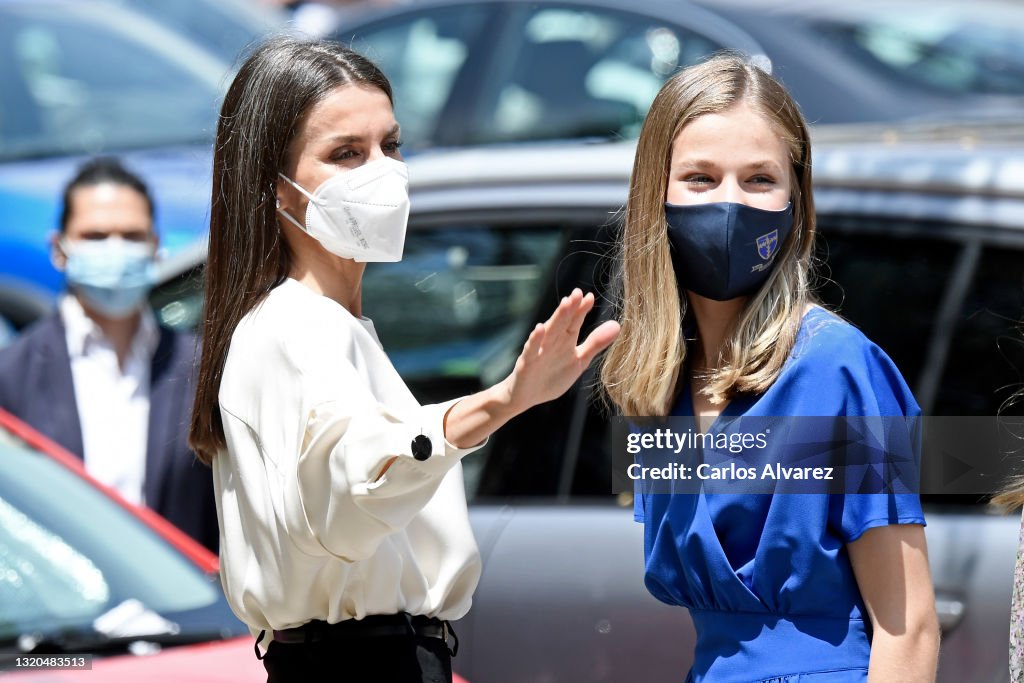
[992,480,1024,511]
[600,54,816,417]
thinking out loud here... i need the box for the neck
[78,296,142,368]
[289,249,366,317]
[687,293,748,370]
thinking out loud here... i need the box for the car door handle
[934,592,965,634]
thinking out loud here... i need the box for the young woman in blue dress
[600,54,940,681]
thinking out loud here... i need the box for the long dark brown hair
[189,38,393,464]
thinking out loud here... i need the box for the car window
[343,5,492,149]
[472,221,616,500]
[818,11,1024,96]
[364,225,563,388]
[470,4,723,144]
[937,245,1024,416]
[811,225,961,401]
[0,3,224,160]
[366,224,565,500]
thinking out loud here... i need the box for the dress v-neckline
[675,304,824,429]
[676,373,749,434]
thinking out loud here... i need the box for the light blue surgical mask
[61,238,156,318]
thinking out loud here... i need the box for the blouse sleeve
[828,339,927,543]
[279,318,484,562]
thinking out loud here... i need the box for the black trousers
[262,632,453,683]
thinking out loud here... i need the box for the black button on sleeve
[411,434,432,461]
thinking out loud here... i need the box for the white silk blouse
[214,278,483,640]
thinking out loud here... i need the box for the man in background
[0,157,218,552]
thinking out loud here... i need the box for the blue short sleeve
[834,493,926,542]
[821,330,926,542]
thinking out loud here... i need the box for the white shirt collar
[60,293,160,360]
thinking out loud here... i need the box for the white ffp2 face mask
[277,157,411,262]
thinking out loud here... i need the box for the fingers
[547,288,582,332]
[523,322,545,356]
[569,291,596,336]
[547,288,593,338]
[577,320,621,365]
[535,289,609,369]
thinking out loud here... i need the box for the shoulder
[789,306,886,370]
[229,280,359,370]
[219,280,367,415]
[0,312,62,368]
[0,313,64,407]
[778,306,919,416]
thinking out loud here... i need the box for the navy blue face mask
[665,201,793,301]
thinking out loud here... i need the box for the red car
[0,409,468,682]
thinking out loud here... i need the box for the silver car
[332,0,1024,150]
[153,127,1023,682]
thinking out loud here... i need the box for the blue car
[0,0,246,329]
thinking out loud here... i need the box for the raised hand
[503,288,620,414]
[441,288,619,450]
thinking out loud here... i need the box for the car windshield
[815,8,1024,97]
[0,2,227,161]
[0,425,243,653]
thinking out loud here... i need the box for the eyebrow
[674,159,784,172]
[322,124,401,144]
[76,226,152,234]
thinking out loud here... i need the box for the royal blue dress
[635,306,926,682]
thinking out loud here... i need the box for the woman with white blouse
[188,38,620,682]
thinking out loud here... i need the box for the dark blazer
[0,311,219,553]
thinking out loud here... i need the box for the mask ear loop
[276,173,315,233]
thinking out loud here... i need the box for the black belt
[263,613,458,657]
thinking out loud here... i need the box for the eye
[383,139,403,153]
[748,175,776,185]
[684,174,713,186]
[331,148,358,162]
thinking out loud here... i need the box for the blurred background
[1,0,1023,681]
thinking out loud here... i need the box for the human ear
[273,178,288,213]
[49,231,67,271]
